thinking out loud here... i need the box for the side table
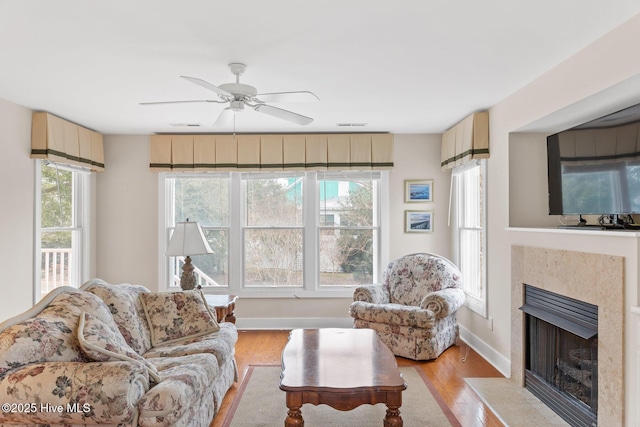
[204,295,238,324]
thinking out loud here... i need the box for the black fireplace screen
[521,285,598,427]
[527,316,598,410]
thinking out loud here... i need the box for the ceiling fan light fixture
[230,100,244,112]
[142,62,317,127]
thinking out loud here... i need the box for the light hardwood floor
[211,330,505,427]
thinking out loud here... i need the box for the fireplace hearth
[521,285,598,427]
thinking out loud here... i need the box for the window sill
[171,286,358,299]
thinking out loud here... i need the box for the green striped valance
[441,112,489,170]
[30,112,105,172]
[149,133,394,172]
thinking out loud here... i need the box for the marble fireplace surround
[511,245,624,426]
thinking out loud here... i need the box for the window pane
[244,229,303,287]
[172,229,229,288]
[174,176,229,226]
[40,230,74,296]
[41,164,73,228]
[319,177,374,227]
[246,175,303,226]
[460,228,483,299]
[319,229,374,286]
[458,165,482,228]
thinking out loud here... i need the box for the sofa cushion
[0,290,116,379]
[140,289,220,346]
[77,312,161,382]
[143,322,238,366]
[83,280,153,355]
[139,354,219,426]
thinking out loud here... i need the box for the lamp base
[180,256,197,291]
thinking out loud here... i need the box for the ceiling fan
[141,63,318,126]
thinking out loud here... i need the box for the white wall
[95,135,158,289]
[389,134,451,261]
[508,133,561,228]
[0,98,35,319]
[463,12,640,425]
[93,133,450,327]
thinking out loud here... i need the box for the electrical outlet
[489,317,494,331]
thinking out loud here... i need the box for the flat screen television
[547,103,640,219]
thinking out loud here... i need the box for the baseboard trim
[236,317,353,330]
[459,324,511,377]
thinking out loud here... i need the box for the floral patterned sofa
[349,252,465,360]
[0,278,238,427]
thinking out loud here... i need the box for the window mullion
[304,172,318,291]
[229,173,243,292]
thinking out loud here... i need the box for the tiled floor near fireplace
[465,377,569,426]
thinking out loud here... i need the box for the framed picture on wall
[405,180,433,202]
[405,210,433,233]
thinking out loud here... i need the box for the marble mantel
[511,245,624,426]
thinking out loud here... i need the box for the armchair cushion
[420,288,466,318]
[349,302,435,328]
[350,252,465,360]
[386,253,463,306]
[78,312,161,382]
[352,284,390,304]
[140,289,220,347]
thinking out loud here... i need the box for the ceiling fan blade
[254,104,313,126]
[214,108,234,127]
[139,99,224,105]
[181,76,233,98]
[256,91,319,103]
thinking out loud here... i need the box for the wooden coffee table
[279,328,406,427]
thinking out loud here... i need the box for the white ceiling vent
[169,123,201,128]
[336,123,367,127]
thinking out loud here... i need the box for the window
[36,160,90,300]
[452,159,487,316]
[163,171,385,295]
[318,172,379,287]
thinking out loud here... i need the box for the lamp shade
[165,221,213,256]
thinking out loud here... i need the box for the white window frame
[34,161,91,302]
[451,159,487,317]
[159,171,389,297]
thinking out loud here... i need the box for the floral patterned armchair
[349,252,465,360]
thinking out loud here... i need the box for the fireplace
[511,246,624,427]
[521,285,598,427]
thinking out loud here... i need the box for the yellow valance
[440,112,489,170]
[30,112,105,172]
[150,133,394,172]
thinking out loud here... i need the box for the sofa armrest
[352,284,390,304]
[420,288,466,318]
[0,361,148,425]
[349,301,435,328]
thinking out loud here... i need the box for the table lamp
[165,219,213,290]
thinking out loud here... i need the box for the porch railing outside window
[40,247,73,298]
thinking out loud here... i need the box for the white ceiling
[0,0,638,135]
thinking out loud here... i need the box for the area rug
[464,378,569,426]
[222,365,460,427]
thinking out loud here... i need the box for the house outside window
[163,171,384,295]
[36,160,90,300]
[451,159,487,316]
